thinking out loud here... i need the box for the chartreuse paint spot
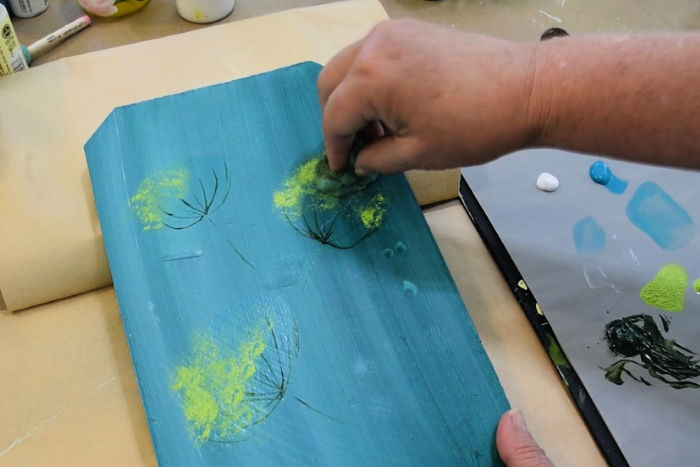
[172,323,267,443]
[358,194,387,230]
[547,334,571,369]
[640,264,688,312]
[626,181,694,250]
[694,278,700,295]
[131,167,190,230]
[572,216,606,255]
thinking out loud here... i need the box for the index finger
[318,40,363,109]
[322,76,378,171]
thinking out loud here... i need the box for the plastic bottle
[7,0,48,18]
[0,4,28,76]
[176,0,234,23]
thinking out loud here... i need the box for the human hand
[318,19,538,174]
[497,409,554,467]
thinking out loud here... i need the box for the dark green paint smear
[314,138,378,196]
[603,314,700,389]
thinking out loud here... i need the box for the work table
[3,1,697,464]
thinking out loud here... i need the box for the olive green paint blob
[131,167,190,230]
[603,314,700,389]
[640,264,688,312]
[694,278,700,295]
[547,335,571,370]
[172,323,267,443]
[314,154,378,197]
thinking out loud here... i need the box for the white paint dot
[536,172,559,192]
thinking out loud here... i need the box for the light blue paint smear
[626,181,694,250]
[161,250,204,262]
[572,216,606,255]
[403,280,418,297]
[589,161,628,194]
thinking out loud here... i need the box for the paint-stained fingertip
[324,136,353,172]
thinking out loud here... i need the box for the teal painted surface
[85,62,508,466]
[626,181,694,250]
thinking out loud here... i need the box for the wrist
[523,39,559,149]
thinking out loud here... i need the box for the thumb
[496,409,554,467]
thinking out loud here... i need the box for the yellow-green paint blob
[547,335,571,369]
[694,278,700,295]
[273,157,338,216]
[535,303,544,316]
[172,324,267,443]
[640,264,688,312]
[131,167,190,230]
[358,193,386,230]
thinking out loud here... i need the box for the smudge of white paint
[624,247,640,266]
[538,9,562,23]
[529,17,546,28]
[96,376,117,390]
[161,250,204,262]
[352,358,370,376]
[536,172,560,192]
[582,262,620,294]
[0,414,59,458]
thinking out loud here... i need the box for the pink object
[79,0,117,16]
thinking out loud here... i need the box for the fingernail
[355,166,369,177]
[509,409,528,431]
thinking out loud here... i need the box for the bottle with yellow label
[0,4,28,77]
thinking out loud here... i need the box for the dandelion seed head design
[130,167,190,230]
[172,324,267,443]
[274,155,388,249]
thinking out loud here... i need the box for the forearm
[529,33,700,169]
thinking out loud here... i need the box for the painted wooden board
[462,150,700,467]
[85,62,509,466]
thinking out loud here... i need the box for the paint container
[175,0,234,23]
[0,4,28,76]
[7,0,48,18]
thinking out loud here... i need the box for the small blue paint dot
[403,280,418,297]
[395,241,407,254]
[383,248,395,258]
[590,161,612,185]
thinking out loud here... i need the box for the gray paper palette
[461,149,700,467]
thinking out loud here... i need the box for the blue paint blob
[589,161,611,184]
[395,241,407,254]
[572,216,606,255]
[589,161,628,194]
[626,181,694,250]
[383,248,395,258]
[403,280,418,297]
